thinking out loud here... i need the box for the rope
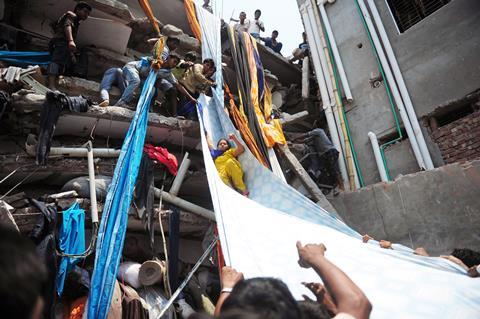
[0,166,41,200]
[157,238,217,318]
[157,186,173,298]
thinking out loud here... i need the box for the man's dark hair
[0,225,47,319]
[167,37,181,45]
[185,51,198,61]
[222,278,301,319]
[297,300,331,319]
[169,53,181,63]
[451,248,480,268]
[74,1,92,12]
[255,9,262,15]
[203,58,215,69]
[272,30,279,35]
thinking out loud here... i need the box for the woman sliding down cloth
[207,133,249,197]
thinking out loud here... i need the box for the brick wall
[431,110,480,164]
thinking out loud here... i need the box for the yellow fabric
[214,149,247,191]
[244,35,286,148]
[184,0,202,40]
[151,37,166,70]
[263,84,286,146]
[225,83,270,167]
[138,0,160,36]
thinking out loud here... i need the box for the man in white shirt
[248,9,265,38]
[233,11,250,33]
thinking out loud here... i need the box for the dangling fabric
[137,0,160,36]
[0,50,51,66]
[151,36,166,70]
[143,144,178,176]
[28,199,57,319]
[227,28,271,167]
[184,0,202,40]
[133,154,155,220]
[56,202,86,296]
[243,35,286,148]
[87,70,158,319]
[224,84,269,167]
[36,91,90,165]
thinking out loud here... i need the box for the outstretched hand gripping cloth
[193,5,480,319]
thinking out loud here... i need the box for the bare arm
[258,21,265,32]
[214,266,244,317]
[65,25,76,51]
[229,133,244,157]
[175,83,197,103]
[297,242,372,319]
[206,133,214,151]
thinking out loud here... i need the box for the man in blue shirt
[261,30,283,55]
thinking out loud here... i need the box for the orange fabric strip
[184,0,202,40]
[138,0,160,36]
[225,84,270,167]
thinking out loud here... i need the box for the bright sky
[207,0,305,55]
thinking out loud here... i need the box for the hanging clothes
[143,144,178,176]
[0,50,51,67]
[36,91,90,165]
[224,83,269,167]
[168,206,180,292]
[134,154,155,220]
[28,198,57,319]
[88,70,158,319]
[226,28,271,167]
[56,202,86,296]
[184,0,202,40]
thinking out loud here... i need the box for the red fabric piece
[143,144,178,176]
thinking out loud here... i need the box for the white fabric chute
[194,5,480,319]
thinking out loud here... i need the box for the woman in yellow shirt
[208,133,249,196]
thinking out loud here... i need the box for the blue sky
[206,0,305,55]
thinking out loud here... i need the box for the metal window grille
[386,0,451,32]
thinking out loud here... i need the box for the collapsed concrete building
[0,0,479,318]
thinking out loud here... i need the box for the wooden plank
[280,111,309,126]
[276,144,339,216]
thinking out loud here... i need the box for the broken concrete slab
[11,93,201,150]
[330,160,480,255]
[0,200,19,232]
[57,76,122,102]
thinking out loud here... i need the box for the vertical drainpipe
[366,0,434,170]
[355,0,427,170]
[368,132,389,182]
[317,0,353,102]
[300,3,350,190]
[310,0,358,190]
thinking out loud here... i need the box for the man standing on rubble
[47,2,92,90]
[248,9,265,39]
[232,12,250,33]
[176,58,217,119]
